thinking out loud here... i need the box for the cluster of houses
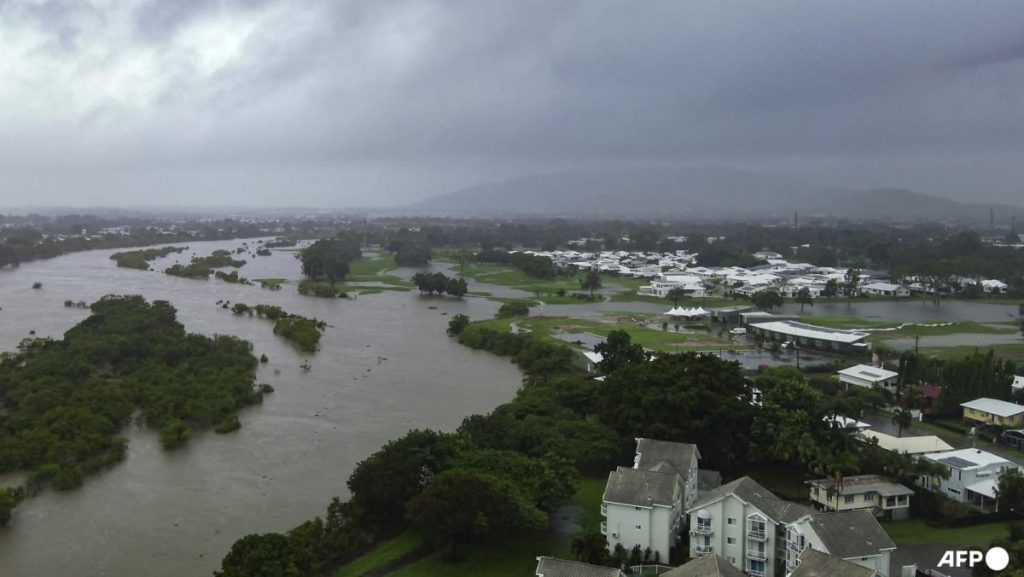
[514,247,1013,301]
[535,365,1024,577]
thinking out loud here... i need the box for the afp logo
[938,547,1009,571]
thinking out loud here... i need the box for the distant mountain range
[409,167,1024,224]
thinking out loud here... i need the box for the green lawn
[509,316,741,352]
[882,519,1010,547]
[334,533,424,577]
[344,255,414,288]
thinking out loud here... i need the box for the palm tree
[666,287,689,307]
[571,530,610,565]
[796,287,813,314]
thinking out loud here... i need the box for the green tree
[752,289,784,311]
[215,533,305,577]
[666,287,689,307]
[447,314,471,336]
[593,330,649,374]
[580,271,602,298]
[0,488,20,527]
[597,352,755,472]
[571,530,610,565]
[300,238,361,284]
[496,300,531,318]
[405,469,547,560]
[750,376,826,465]
[844,268,861,305]
[347,430,461,535]
[795,287,814,313]
[998,468,1024,513]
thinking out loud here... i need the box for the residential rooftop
[662,554,745,577]
[837,364,898,382]
[688,476,811,524]
[807,474,914,497]
[924,447,1016,470]
[634,438,699,478]
[535,556,625,577]
[603,466,678,508]
[806,510,896,559]
[790,548,875,577]
[859,430,954,455]
[961,397,1024,418]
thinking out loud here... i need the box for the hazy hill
[410,167,1023,223]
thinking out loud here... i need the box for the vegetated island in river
[109,246,187,270]
[165,249,247,279]
[228,303,326,353]
[0,295,265,527]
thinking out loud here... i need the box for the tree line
[411,272,468,296]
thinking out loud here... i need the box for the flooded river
[0,240,524,577]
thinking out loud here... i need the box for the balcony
[746,529,767,541]
[600,521,607,536]
[692,524,713,535]
[746,549,767,561]
[601,503,608,516]
[747,570,766,577]
[694,545,713,556]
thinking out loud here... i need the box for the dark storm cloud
[1,0,1023,206]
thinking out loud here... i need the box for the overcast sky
[2,1,1023,208]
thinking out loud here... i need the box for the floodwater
[778,299,1021,324]
[0,240,524,577]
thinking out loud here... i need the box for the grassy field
[508,316,743,352]
[345,255,414,288]
[882,519,1010,547]
[334,533,424,577]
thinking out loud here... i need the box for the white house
[921,448,1021,509]
[1013,375,1024,393]
[982,279,1009,294]
[837,364,899,393]
[601,439,700,563]
[784,510,896,577]
[860,282,910,297]
[686,477,812,577]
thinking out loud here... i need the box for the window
[727,556,737,566]
[863,494,872,502]
[727,537,736,544]
[636,525,643,530]
[727,517,736,525]
[843,495,855,503]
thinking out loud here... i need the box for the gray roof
[635,438,699,477]
[662,554,746,577]
[603,466,679,508]
[808,475,914,498]
[791,548,875,577]
[807,510,896,559]
[535,557,625,577]
[688,476,812,524]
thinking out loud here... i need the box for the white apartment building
[601,439,700,563]
[686,477,812,577]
